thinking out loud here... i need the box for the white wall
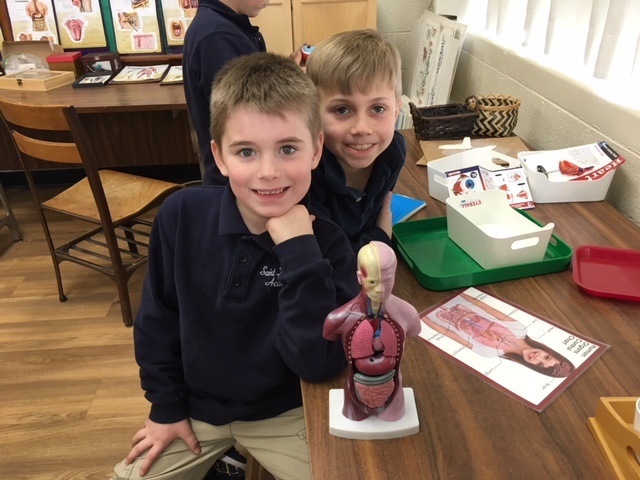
[377,0,640,227]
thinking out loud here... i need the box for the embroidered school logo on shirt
[259,266,283,287]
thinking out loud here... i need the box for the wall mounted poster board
[159,0,197,47]
[110,0,162,54]
[6,0,59,43]
[52,0,107,49]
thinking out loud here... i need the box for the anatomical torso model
[323,241,421,422]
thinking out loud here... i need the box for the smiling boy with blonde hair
[306,29,405,256]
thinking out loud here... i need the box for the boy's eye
[280,145,297,155]
[372,105,386,114]
[238,148,255,158]
[334,106,350,115]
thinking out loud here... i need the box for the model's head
[306,29,402,99]
[502,337,575,377]
[210,52,321,146]
[305,30,402,177]
[209,53,323,233]
[357,241,397,303]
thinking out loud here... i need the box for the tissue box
[446,189,554,269]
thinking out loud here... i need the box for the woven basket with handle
[465,94,521,137]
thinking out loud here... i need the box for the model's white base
[328,388,420,440]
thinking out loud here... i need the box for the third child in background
[306,29,405,256]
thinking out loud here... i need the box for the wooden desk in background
[0,83,197,172]
[302,130,640,480]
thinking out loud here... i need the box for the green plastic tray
[392,211,573,291]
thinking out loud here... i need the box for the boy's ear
[211,140,230,177]
[394,99,402,120]
[310,131,324,170]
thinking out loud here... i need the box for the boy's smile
[212,106,322,234]
[319,82,400,186]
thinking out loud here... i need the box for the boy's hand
[266,204,314,245]
[376,192,393,238]
[125,418,200,476]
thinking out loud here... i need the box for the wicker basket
[466,94,521,137]
[409,102,478,141]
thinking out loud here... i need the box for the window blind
[458,0,640,83]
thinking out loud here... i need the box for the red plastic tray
[572,245,640,301]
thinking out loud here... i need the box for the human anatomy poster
[159,0,197,47]
[6,0,59,43]
[52,0,107,48]
[110,0,162,53]
[418,287,609,412]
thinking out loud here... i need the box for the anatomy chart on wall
[159,0,197,47]
[7,0,59,43]
[52,0,107,49]
[110,0,162,53]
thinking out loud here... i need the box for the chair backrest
[0,99,82,166]
[0,98,115,227]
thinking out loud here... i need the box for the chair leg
[114,276,134,327]
[122,222,139,255]
[0,182,23,242]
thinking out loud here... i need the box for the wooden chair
[0,98,183,326]
[0,181,23,242]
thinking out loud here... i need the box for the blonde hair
[306,29,402,98]
[209,52,321,146]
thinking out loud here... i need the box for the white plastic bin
[446,189,555,269]
[517,153,616,203]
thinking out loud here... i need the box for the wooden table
[0,83,196,171]
[302,130,640,480]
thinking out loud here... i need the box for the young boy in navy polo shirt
[306,29,406,256]
[113,52,358,480]
[183,0,267,187]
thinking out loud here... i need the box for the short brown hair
[209,52,321,146]
[306,29,402,98]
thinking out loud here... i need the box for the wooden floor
[0,186,152,479]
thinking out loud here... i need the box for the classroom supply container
[392,215,571,291]
[517,156,617,203]
[427,147,521,204]
[446,189,554,269]
[409,102,478,140]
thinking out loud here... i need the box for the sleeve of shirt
[271,229,359,382]
[133,200,189,424]
[196,31,257,98]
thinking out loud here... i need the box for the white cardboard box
[428,147,531,207]
[446,189,554,269]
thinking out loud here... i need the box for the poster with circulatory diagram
[418,287,609,412]
[111,0,162,53]
[52,0,107,49]
[6,0,59,43]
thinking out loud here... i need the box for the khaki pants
[113,407,310,480]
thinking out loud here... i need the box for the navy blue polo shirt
[134,186,358,425]
[310,131,406,255]
[183,0,266,186]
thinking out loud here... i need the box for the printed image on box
[446,166,485,196]
[446,164,534,210]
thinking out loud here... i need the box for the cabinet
[253,0,377,55]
